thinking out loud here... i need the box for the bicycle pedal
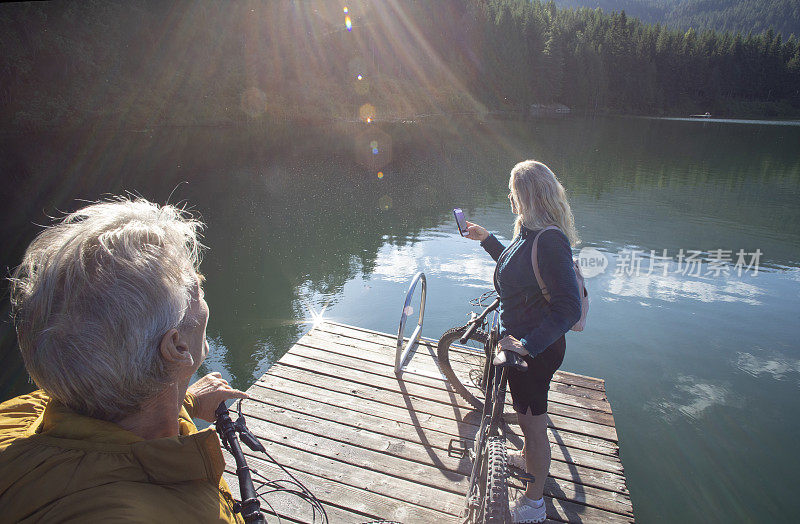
[448,438,468,458]
[509,469,536,485]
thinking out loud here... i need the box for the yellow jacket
[0,390,244,523]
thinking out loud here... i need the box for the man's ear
[159,328,194,368]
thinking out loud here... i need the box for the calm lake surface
[1,116,798,522]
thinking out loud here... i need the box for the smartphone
[453,208,469,237]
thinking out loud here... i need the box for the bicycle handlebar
[459,298,500,344]
[215,402,266,523]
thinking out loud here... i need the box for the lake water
[1,116,798,522]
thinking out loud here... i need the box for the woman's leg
[517,410,549,500]
[507,336,565,503]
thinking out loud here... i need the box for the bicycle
[440,292,530,524]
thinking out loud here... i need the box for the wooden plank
[307,322,613,411]
[241,394,633,516]
[248,379,621,470]
[223,416,465,516]
[314,322,607,393]
[252,368,620,457]
[223,449,461,523]
[248,381,623,476]
[252,376,630,495]
[316,320,605,391]
[253,374,624,492]
[223,461,375,523]
[234,408,632,523]
[226,455,631,524]
[303,327,616,432]
[244,385,625,476]
[280,346,617,429]
[300,330,613,413]
[304,325,609,402]
[264,360,619,443]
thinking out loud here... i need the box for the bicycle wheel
[437,326,488,410]
[483,436,510,523]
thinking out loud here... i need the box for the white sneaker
[510,496,546,523]
[507,448,525,470]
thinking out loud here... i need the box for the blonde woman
[465,160,581,523]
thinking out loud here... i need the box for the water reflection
[370,236,495,288]
[648,375,737,422]
[605,267,765,305]
[735,351,800,382]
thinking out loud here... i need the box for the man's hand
[187,372,249,422]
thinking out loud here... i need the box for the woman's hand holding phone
[464,221,489,242]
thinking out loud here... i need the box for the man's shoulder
[0,389,50,414]
[0,390,50,449]
[17,479,238,523]
[0,448,238,523]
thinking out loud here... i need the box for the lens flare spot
[354,128,392,169]
[345,16,352,31]
[359,103,376,122]
[240,87,268,118]
[378,195,392,211]
[377,171,384,179]
[403,305,414,317]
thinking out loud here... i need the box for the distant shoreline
[627,115,800,126]
[4,110,800,135]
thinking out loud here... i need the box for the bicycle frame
[463,311,509,523]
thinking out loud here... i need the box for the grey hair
[9,197,204,421]
[508,160,580,247]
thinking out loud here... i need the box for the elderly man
[0,198,248,522]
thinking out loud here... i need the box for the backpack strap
[530,226,562,303]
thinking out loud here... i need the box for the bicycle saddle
[492,350,528,372]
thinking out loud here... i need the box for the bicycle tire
[437,326,488,410]
[483,436,510,523]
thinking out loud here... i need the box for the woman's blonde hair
[508,160,580,246]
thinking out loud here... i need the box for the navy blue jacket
[480,226,581,357]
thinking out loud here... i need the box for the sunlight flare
[303,301,329,331]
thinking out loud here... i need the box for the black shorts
[506,335,566,416]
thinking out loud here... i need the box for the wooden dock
[222,321,634,523]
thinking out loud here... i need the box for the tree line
[551,0,800,38]
[1,0,798,130]
[465,0,800,116]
